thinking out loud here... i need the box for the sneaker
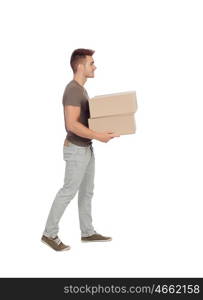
[41,235,71,251]
[81,233,112,242]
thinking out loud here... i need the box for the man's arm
[64,106,119,143]
[65,105,97,139]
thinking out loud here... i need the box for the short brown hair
[70,48,95,73]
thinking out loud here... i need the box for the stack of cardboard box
[88,91,137,135]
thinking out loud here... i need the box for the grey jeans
[43,142,96,238]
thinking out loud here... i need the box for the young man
[41,48,120,251]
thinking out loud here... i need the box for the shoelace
[52,237,62,245]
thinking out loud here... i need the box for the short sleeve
[62,86,83,107]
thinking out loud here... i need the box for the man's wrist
[90,130,100,140]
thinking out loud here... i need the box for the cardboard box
[88,91,137,118]
[88,113,136,135]
[88,91,137,135]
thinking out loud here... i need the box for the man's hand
[94,131,120,143]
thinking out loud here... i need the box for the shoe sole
[41,239,71,251]
[81,239,112,243]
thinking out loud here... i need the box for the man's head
[70,48,96,78]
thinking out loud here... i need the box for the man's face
[82,55,97,78]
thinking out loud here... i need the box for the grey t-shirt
[62,79,92,147]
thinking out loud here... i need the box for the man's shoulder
[64,80,84,94]
[62,81,87,106]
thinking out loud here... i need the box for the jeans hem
[81,230,97,238]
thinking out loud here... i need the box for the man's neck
[73,75,87,88]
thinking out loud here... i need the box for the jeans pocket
[63,145,76,161]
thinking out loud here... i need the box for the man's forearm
[68,121,99,140]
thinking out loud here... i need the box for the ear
[78,63,83,71]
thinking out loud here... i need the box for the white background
[0,0,202,277]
